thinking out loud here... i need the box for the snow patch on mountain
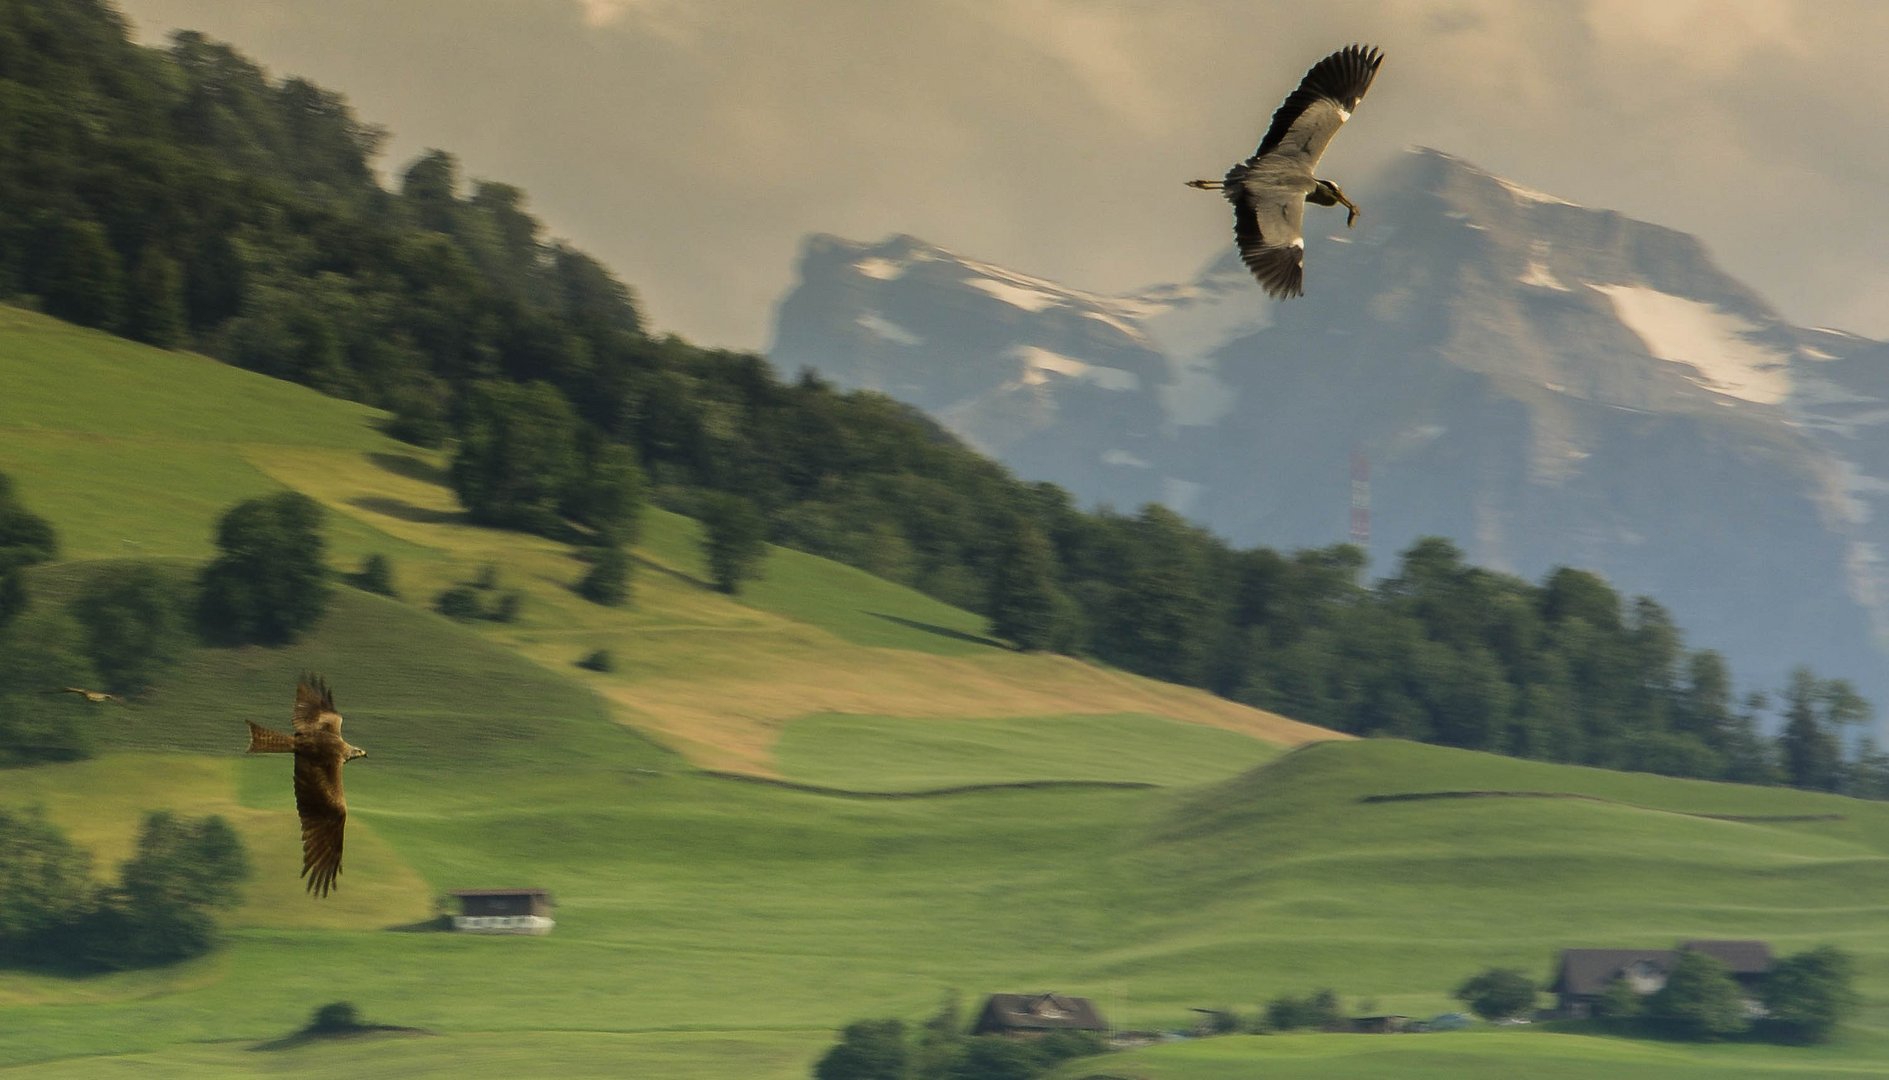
[1521,260,1569,291]
[1014,346,1138,391]
[857,311,922,346]
[1588,284,1792,404]
[1499,177,1578,207]
[854,257,906,280]
[970,276,1064,312]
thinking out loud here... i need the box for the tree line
[0,805,250,972]
[1,1,1879,797]
[1456,947,1859,1045]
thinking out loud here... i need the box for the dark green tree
[196,491,331,645]
[1646,949,1748,1040]
[814,1018,912,1080]
[1265,989,1343,1032]
[1779,667,1844,792]
[949,1036,1042,1080]
[449,381,582,534]
[987,517,1062,651]
[1760,946,1859,1044]
[0,610,99,765]
[401,149,461,233]
[71,563,189,695]
[0,570,25,631]
[124,248,187,347]
[562,439,645,545]
[1454,967,1537,1020]
[83,811,250,970]
[0,806,95,964]
[1594,976,1644,1023]
[577,544,632,607]
[0,473,59,574]
[355,553,397,597]
[434,585,482,620]
[36,216,123,330]
[310,1001,365,1033]
[699,492,767,595]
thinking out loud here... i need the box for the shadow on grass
[348,495,462,526]
[250,1025,434,1051]
[367,451,447,487]
[383,915,450,933]
[631,552,712,592]
[867,611,1005,649]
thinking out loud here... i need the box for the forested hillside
[0,0,1878,795]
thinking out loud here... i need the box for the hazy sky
[113,1,1889,351]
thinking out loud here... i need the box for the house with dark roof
[1550,939,1772,1018]
[448,888,555,935]
[972,993,1109,1037]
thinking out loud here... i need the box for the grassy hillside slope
[3,309,1888,1078]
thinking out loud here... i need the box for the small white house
[449,888,555,935]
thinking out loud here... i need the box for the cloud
[1582,0,1808,73]
[573,0,695,41]
[110,0,1889,348]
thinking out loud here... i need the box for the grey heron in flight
[1189,44,1383,298]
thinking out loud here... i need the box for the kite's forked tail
[246,721,295,754]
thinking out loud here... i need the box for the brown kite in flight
[48,687,124,703]
[246,675,367,898]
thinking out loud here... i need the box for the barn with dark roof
[1550,939,1772,1017]
[972,993,1109,1036]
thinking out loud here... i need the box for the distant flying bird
[1188,44,1384,298]
[246,675,368,898]
[47,686,123,704]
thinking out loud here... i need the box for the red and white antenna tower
[1349,450,1370,548]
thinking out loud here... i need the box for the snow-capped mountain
[768,147,1889,708]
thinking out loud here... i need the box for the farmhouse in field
[1550,939,1772,1018]
[972,993,1109,1037]
[448,888,555,935]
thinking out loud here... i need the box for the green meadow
[3,306,1889,1078]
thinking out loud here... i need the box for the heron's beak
[1186,179,1222,191]
[1328,183,1361,227]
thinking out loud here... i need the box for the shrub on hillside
[0,809,249,973]
[434,586,482,621]
[1760,946,1860,1044]
[1455,967,1537,1021]
[196,492,330,645]
[1645,950,1747,1041]
[0,609,99,765]
[577,544,631,607]
[355,553,397,597]
[71,564,189,695]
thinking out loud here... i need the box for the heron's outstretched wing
[291,674,337,735]
[293,748,347,897]
[1252,44,1382,168]
[1231,173,1309,298]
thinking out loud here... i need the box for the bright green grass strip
[0,1030,837,1080]
[0,305,381,446]
[1052,1029,1889,1079]
[6,742,1889,1077]
[774,712,1280,790]
[0,306,424,563]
